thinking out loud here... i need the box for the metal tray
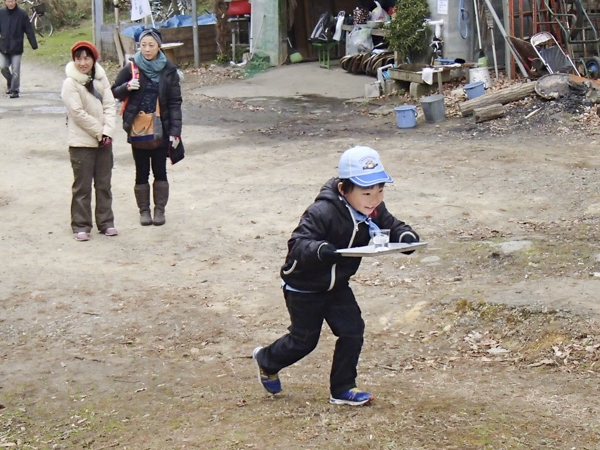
[336,242,427,257]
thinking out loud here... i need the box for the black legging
[132,144,168,185]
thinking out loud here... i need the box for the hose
[459,0,469,39]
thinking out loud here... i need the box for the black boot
[134,183,153,226]
[153,181,169,226]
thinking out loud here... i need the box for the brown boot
[153,180,169,226]
[134,183,153,226]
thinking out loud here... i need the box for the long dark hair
[73,47,96,94]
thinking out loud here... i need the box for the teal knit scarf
[133,50,167,82]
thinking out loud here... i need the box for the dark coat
[280,178,419,292]
[0,5,38,55]
[111,58,182,138]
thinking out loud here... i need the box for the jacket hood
[315,178,350,215]
[315,178,340,201]
[65,61,107,85]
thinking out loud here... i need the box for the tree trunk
[459,82,537,116]
[214,0,228,57]
[474,103,505,123]
[569,73,600,90]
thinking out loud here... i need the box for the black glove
[399,231,418,244]
[99,135,112,147]
[399,231,418,255]
[318,243,342,264]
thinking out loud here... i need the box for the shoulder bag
[130,98,163,150]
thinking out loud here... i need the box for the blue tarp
[121,13,216,40]
[160,13,216,28]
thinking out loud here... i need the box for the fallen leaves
[376,298,600,374]
[185,64,247,88]
[529,359,557,367]
[463,331,512,360]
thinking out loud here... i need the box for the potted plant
[384,0,431,65]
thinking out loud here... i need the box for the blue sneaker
[252,347,281,394]
[330,388,374,406]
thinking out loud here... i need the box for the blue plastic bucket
[463,81,485,100]
[394,105,417,128]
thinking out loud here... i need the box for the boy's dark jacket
[281,178,418,292]
[0,5,38,55]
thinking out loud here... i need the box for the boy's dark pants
[257,285,365,398]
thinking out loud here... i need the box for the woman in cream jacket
[61,41,117,241]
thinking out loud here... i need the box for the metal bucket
[420,94,445,124]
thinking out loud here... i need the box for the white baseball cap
[338,146,393,187]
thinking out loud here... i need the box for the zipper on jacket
[327,264,336,291]
[282,260,297,275]
[327,201,359,292]
[343,201,359,248]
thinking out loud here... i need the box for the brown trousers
[69,145,115,233]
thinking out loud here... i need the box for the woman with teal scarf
[112,28,183,227]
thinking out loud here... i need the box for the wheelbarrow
[530,32,580,77]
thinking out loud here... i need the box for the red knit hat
[71,41,99,61]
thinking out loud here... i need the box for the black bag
[33,2,47,16]
[168,138,185,165]
[310,12,335,42]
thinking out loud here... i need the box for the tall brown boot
[134,183,153,226]
[153,180,169,226]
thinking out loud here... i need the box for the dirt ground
[1,59,600,449]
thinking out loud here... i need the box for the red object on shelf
[228,0,251,16]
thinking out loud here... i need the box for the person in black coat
[0,0,38,98]
[253,146,420,406]
[112,28,183,227]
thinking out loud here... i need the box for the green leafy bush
[43,0,91,28]
[384,0,430,63]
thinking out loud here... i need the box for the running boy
[253,146,420,406]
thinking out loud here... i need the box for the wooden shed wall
[114,24,221,65]
[160,25,219,63]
